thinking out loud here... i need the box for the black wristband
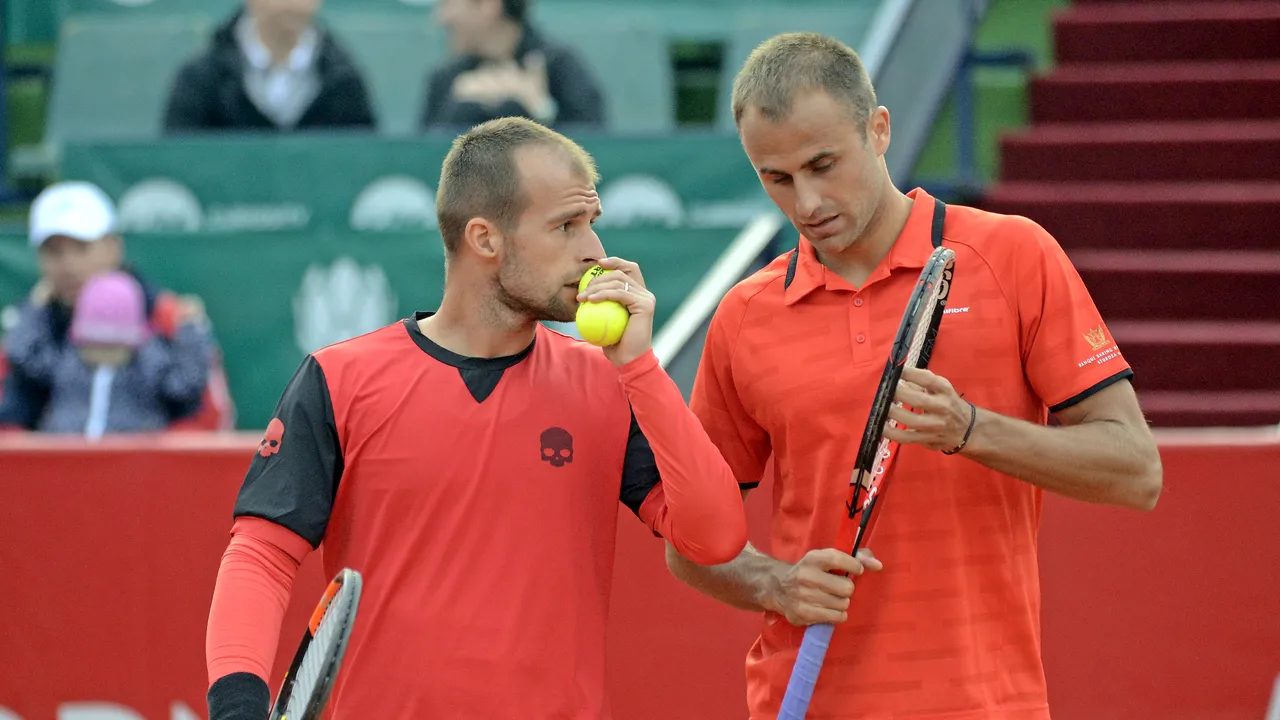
[943,401,977,456]
[207,672,271,720]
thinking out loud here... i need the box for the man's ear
[462,218,503,261]
[868,106,891,158]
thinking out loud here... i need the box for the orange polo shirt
[691,188,1132,720]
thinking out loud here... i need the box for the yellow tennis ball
[576,265,630,347]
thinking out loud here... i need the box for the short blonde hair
[437,117,599,255]
[731,32,878,133]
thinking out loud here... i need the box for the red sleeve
[688,291,772,489]
[616,350,748,565]
[1011,217,1133,412]
[205,516,312,686]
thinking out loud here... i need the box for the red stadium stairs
[982,0,1280,427]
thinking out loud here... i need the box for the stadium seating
[984,0,1280,427]
[46,14,212,142]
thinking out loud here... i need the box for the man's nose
[795,178,823,220]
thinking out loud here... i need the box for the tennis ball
[575,265,630,347]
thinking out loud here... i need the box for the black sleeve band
[1048,369,1135,414]
[207,672,271,720]
[233,354,344,548]
[619,412,661,516]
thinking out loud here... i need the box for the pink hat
[70,271,150,348]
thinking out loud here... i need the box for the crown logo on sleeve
[1083,325,1110,351]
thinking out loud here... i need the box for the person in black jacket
[163,0,375,132]
[421,0,604,131]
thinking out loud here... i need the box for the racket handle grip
[777,621,835,720]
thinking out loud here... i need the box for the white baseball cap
[28,181,119,248]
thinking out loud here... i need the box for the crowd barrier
[0,429,1277,720]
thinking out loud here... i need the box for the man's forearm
[963,408,1162,510]
[665,541,783,613]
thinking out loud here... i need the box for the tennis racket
[269,568,363,720]
[777,244,956,720]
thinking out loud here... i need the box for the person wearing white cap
[0,181,235,431]
[25,180,124,307]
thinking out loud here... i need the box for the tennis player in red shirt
[666,33,1164,719]
[203,117,750,719]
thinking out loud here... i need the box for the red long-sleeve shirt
[207,316,748,718]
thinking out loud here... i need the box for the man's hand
[883,367,975,453]
[451,54,551,117]
[763,548,883,627]
[577,256,655,368]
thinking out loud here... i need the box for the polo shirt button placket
[851,293,870,351]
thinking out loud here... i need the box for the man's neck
[419,280,539,359]
[476,19,524,62]
[252,17,305,66]
[819,187,913,288]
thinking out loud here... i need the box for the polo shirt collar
[784,187,939,306]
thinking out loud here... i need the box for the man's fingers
[583,269,642,295]
[803,548,862,574]
[882,424,917,444]
[886,403,923,429]
[901,366,953,394]
[790,606,848,626]
[855,548,883,572]
[800,568,855,599]
[597,257,646,287]
[894,381,945,414]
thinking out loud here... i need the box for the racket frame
[269,567,363,720]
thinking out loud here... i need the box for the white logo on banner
[595,174,685,228]
[294,257,398,354]
[117,178,203,232]
[350,175,437,230]
[0,702,199,719]
[117,177,310,233]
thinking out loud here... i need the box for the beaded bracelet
[942,401,977,455]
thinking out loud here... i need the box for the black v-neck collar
[402,311,535,402]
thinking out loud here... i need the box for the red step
[1000,121,1280,182]
[1138,390,1280,427]
[980,181,1280,250]
[1110,321,1280,392]
[1030,61,1280,123]
[1070,250,1280,321]
[1054,1,1280,63]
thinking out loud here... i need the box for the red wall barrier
[0,431,1277,720]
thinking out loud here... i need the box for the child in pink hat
[37,271,212,438]
[70,271,152,366]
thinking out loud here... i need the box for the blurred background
[0,0,1277,719]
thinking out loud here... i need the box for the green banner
[59,133,771,236]
[0,227,738,430]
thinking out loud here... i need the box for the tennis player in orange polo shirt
[665,32,1165,720]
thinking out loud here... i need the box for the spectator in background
[0,181,235,432]
[421,0,604,131]
[37,272,212,439]
[163,0,376,132]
